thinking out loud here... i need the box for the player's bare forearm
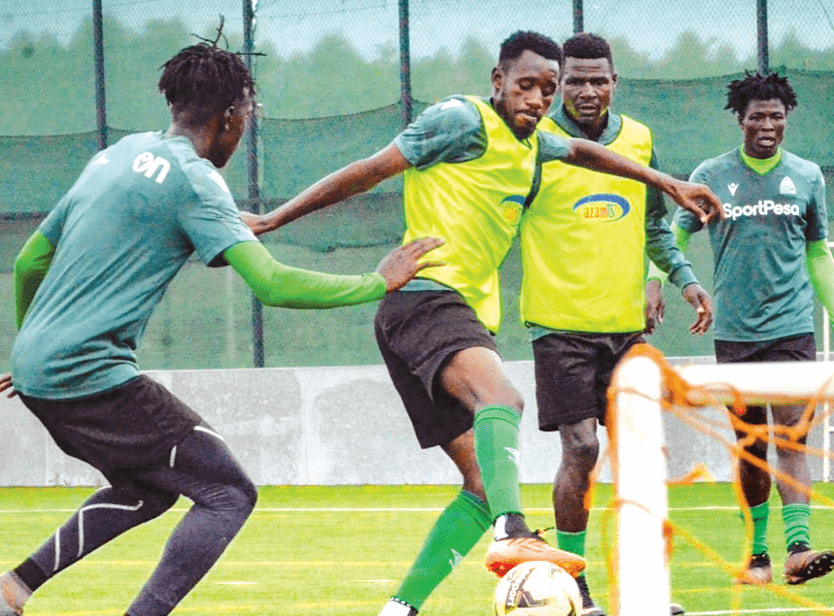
[243,142,411,236]
[564,139,724,223]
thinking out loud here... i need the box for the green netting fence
[3,1,834,370]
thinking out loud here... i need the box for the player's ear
[222,105,235,131]
[491,66,503,92]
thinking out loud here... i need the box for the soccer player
[665,71,834,585]
[0,42,442,616]
[520,33,704,616]
[243,31,722,616]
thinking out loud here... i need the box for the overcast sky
[4,0,834,61]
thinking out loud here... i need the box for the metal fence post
[758,0,769,74]
[92,0,107,150]
[399,0,412,129]
[243,0,265,368]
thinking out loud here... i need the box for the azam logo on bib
[780,176,797,195]
[500,195,525,225]
[573,193,631,221]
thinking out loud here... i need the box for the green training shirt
[674,147,828,342]
[11,131,258,399]
[394,95,570,333]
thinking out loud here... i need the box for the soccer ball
[493,561,582,616]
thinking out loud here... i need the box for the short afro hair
[725,71,797,118]
[159,43,255,117]
[498,31,561,69]
[562,32,613,68]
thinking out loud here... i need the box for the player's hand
[239,211,268,236]
[682,283,713,335]
[0,373,18,398]
[376,237,446,293]
[667,180,725,224]
[644,279,665,334]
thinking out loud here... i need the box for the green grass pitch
[2,483,833,615]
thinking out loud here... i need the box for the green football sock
[557,529,587,558]
[739,501,770,555]
[394,490,491,610]
[473,405,524,519]
[782,503,811,552]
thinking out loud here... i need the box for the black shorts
[533,331,644,431]
[19,375,201,485]
[714,333,816,364]
[374,289,499,449]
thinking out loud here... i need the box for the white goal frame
[610,356,834,616]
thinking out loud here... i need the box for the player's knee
[565,439,599,470]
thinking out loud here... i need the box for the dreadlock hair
[158,43,255,123]
[562,32,613,70]
[725,71,797,119]
[498,31,561,70]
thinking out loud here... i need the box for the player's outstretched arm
[375,237,446,292]
[242,142,413,236]
[564,139,725,224]
[225,237,443,309]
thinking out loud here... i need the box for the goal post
[609,344,834,616]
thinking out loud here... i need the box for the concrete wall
[0,359,829,487]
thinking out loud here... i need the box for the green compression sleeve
[224,241,387,309]
[647,222,692,286]
[806,239,834,318]
[14,231,55,329]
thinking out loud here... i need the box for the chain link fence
[3,0,834,369]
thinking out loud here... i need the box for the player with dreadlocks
[0,40,441,616]
[659,71,834,585]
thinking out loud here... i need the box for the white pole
[612,355,670,616]
[824,307,830,483]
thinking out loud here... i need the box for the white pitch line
[687,608,834,615]
[2,505,833,514]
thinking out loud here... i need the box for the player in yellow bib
[244,31,723,616]
[520,33,710,616]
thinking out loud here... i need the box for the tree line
[3,16,833,135]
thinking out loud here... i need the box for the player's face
[209,89,257,168]
[560,56,617,132]
[492,50,560,140]
[739,98,786,159]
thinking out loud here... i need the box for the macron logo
[727,182,739,196]
[440,99,464,111]
[505,447,520,468]
[208,170,231,193]
[93,153,109,166]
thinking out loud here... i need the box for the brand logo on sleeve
[573,193,631,222]
[207,170,231,193]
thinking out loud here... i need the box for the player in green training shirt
[244,31,722,616]
[665,71,834,586]
[520,33,708,616]
[0,42,441,616]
